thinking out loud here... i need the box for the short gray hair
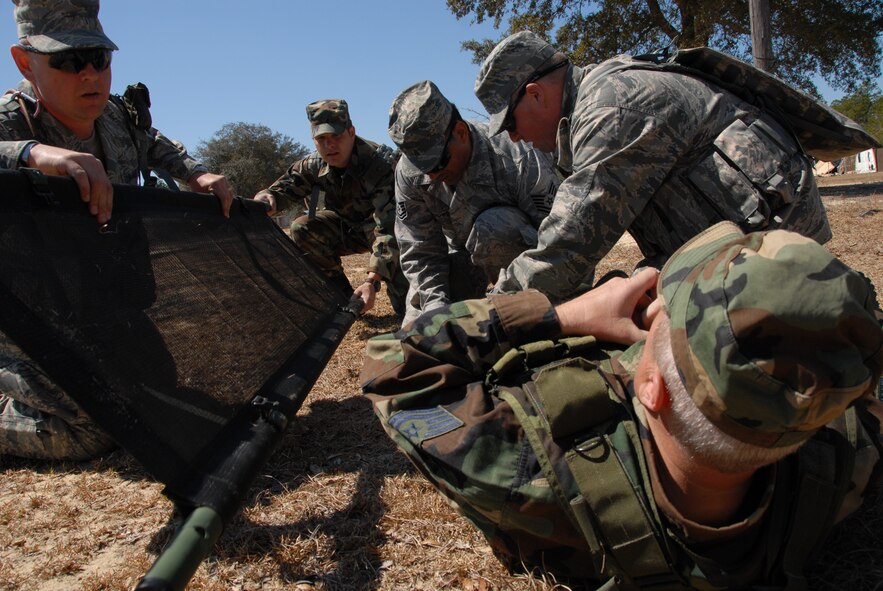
[652,314,802,473]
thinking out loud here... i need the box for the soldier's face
[506,83,559,152]
[314,127,356,168]
[20,49,111,134]
[426,121,470,186]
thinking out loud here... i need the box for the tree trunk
[750,0,773,71]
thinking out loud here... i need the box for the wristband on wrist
[20,141,37,166]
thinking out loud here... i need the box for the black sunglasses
[427,114,459,174]
[501,59,569,133]
[22,46,112,74]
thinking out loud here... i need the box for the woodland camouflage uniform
[361,222,883,590]
[263,99,408,319]
[475,32,833,302]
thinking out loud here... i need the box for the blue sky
[1,1,502,153]
[0,1,872,158]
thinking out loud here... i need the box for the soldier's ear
[637,369,669,413]
[10,45,33,79]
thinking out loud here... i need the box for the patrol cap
[306,99,351,138]
[474,30,561,136]
[13,0,117,52]
[388,80,454,173]
[660,222,882,448]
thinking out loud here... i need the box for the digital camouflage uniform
[264,99,408,319]
[388,81,559,326]
[361,223,883,589]
[475,32,833,302]
[0,0,208,460]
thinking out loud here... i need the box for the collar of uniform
[554,64,584,176]
[457,120,497,189]
[642,424,776,546]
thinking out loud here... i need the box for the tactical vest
[485,336,860,590]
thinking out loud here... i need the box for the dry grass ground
[0,192,881,591]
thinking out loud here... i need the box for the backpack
[618,47,880,162]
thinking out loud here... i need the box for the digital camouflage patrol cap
[388,80,454,173]
[13,0,117,52]
[474,30,561,136]
[660,222,882,448]
[306,99,351,138]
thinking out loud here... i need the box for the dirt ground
[0,190,881,591]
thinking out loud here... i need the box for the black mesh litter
[0,170,350,506]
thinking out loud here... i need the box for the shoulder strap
[110,82,154,186]
[489,338,684,590]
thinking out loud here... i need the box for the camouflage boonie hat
[13,0,117,52]
[660,222,883,448]
[388,80,454,173]
[306,99,351,138]
[474,30,560,136]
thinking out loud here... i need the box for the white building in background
[854,149,878,173]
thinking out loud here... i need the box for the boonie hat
[474,30,560,135]
[660,222,882,448]
[13,0,117,52]
[388,80,454,173]
[306,99,351,138]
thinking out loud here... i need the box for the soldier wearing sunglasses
[0,0,235,226]
[0,0,235,462]
[388,81,559,327]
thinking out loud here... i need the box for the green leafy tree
[831,82,883,143]
[449,0,883,95]
[194,122,308,198]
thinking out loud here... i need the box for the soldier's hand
[252,191,277,216]
[27,143,113,224]
[353,281,377,314]
[188,172,234,218]
[555,267,660,345]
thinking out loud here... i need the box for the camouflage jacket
[494,59,832,301]
[394,121,559,317]
[265,136,399,277]
[361,291,882,589]
[0,80,206,184]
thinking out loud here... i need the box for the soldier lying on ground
[0,0,235,460]
[388,80,559,327]
[253,99,409,320]
[361,221,882,589]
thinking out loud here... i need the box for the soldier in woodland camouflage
[388,81,559,326]
[253,99,408,319]
[361,222,883,589]
[474,31,833,301]
[0,0,236,460]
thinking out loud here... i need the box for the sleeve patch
[388,406,463,445]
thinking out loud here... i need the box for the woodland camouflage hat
[660,222,882,448]
[474,30,561,135]
[13,0,117,52]
[306,99,351,138]
[387,80,454,173]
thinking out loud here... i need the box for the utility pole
[750,0,773,71]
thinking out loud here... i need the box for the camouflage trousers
[290,210,409,320]
[0,331,115,460]
[401,249,489,327]
[467,206,538,286]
